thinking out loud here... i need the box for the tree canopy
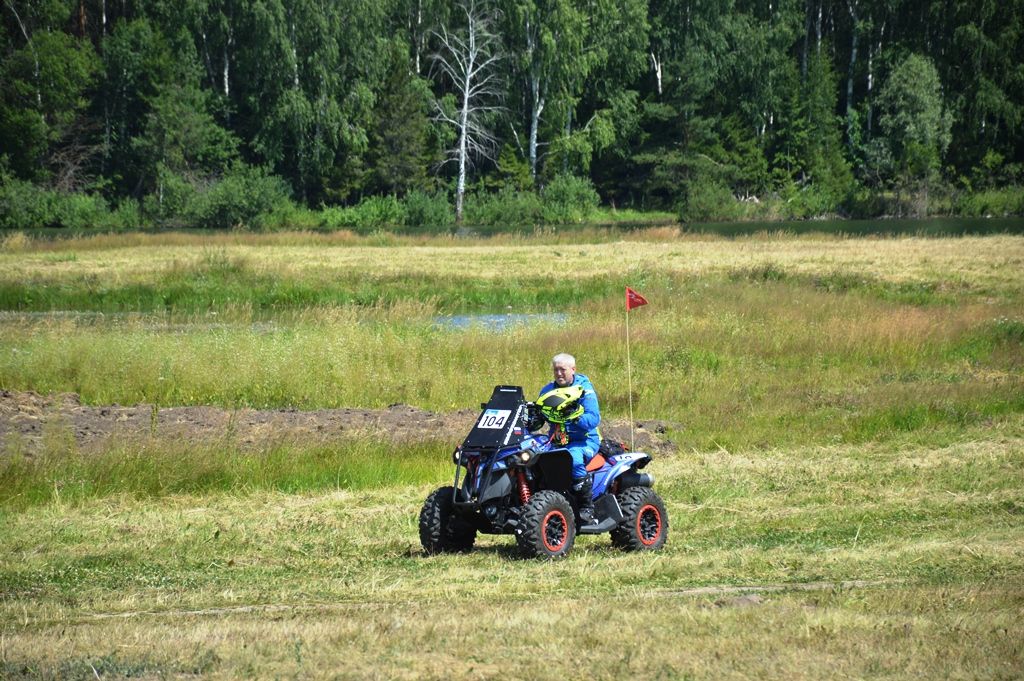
[1,0,1022,226]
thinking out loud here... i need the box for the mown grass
[3,585,1022,680]
[1,231,1022,678]
[2,232,1023,312]
[0,256,996,311]
[1,423,1021,679]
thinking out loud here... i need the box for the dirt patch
[0,389,677,455]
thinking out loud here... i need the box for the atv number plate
[477,409,512,429]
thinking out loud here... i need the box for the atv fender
[477,469,512,505]
[536,448,574,492]
[593,452,654,495]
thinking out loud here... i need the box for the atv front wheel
[515,490,576,559]
[419,486,477,554]
[611,487,668,551]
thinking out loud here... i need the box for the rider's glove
[561,404,584,422]
[525,403,547,431]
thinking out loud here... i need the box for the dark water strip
[681,216,1024,237]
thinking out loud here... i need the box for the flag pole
[626,292,635,451]
[624,286,647,451]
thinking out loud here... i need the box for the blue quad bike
[419,385,668,559]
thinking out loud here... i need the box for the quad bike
[419,385,668,559]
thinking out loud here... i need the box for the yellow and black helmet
[538,385,585,424]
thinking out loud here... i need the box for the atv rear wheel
[611,486,668,551]
[419,486,477,554]
[515,490,576,559]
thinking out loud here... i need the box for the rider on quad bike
[537,353,602,527]
[419,375,669,559]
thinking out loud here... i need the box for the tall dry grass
[1,276,1021,450]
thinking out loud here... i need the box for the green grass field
[1,229,1022,678]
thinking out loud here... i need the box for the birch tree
[503,0,585,182]
[431,0,503,223]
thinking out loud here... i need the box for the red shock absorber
[515,470,532,504]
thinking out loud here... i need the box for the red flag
[626,287,648,311]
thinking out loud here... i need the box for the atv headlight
[519,450,532,464]
[452,448,462,464]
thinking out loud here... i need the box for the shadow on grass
[419,538,632,562]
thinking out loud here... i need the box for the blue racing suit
[539,373,601,480]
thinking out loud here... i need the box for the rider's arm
[574,387,600,431]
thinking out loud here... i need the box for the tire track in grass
[661,579,891,597]
[71,580,895,624]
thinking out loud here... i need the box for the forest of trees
[1,0,1022,231]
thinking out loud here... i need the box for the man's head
[551,353,576,387]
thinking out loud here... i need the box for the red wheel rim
[542,509,568,552]
[636,504,662,546]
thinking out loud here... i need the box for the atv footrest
[578,493,624,534]
[578,517,619,534]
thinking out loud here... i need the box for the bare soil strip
[0,389,676,454]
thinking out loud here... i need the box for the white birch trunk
[455,14,477,223]
[650,52,662,95]
[416,0,423,74]
[867,19,884,136]
[525,18,544,181]
[529,79,544,181]
[816,2,822,53]
[224,26,233,97]
[456,92,469,222]
[432,0,502,222]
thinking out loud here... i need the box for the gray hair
[551,353,576,367]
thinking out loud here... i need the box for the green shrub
[846,188,889,219]
[778,183,844,219]
[463,187,544,227]
[462,176,599,229]
[679,178,742,222]
[361,195,406,229]
[541,174,599,224]
[954,187,1024,217]
[105,199,143,230]
[321,195,406,234]
[0,170,135,230]
[53,192,114,230]
[143,168,198,226]
[319,205,353,230]
[186,164,292,230]
[258,203,321,232]
[0,174,57,229]
[402,191,453,233]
